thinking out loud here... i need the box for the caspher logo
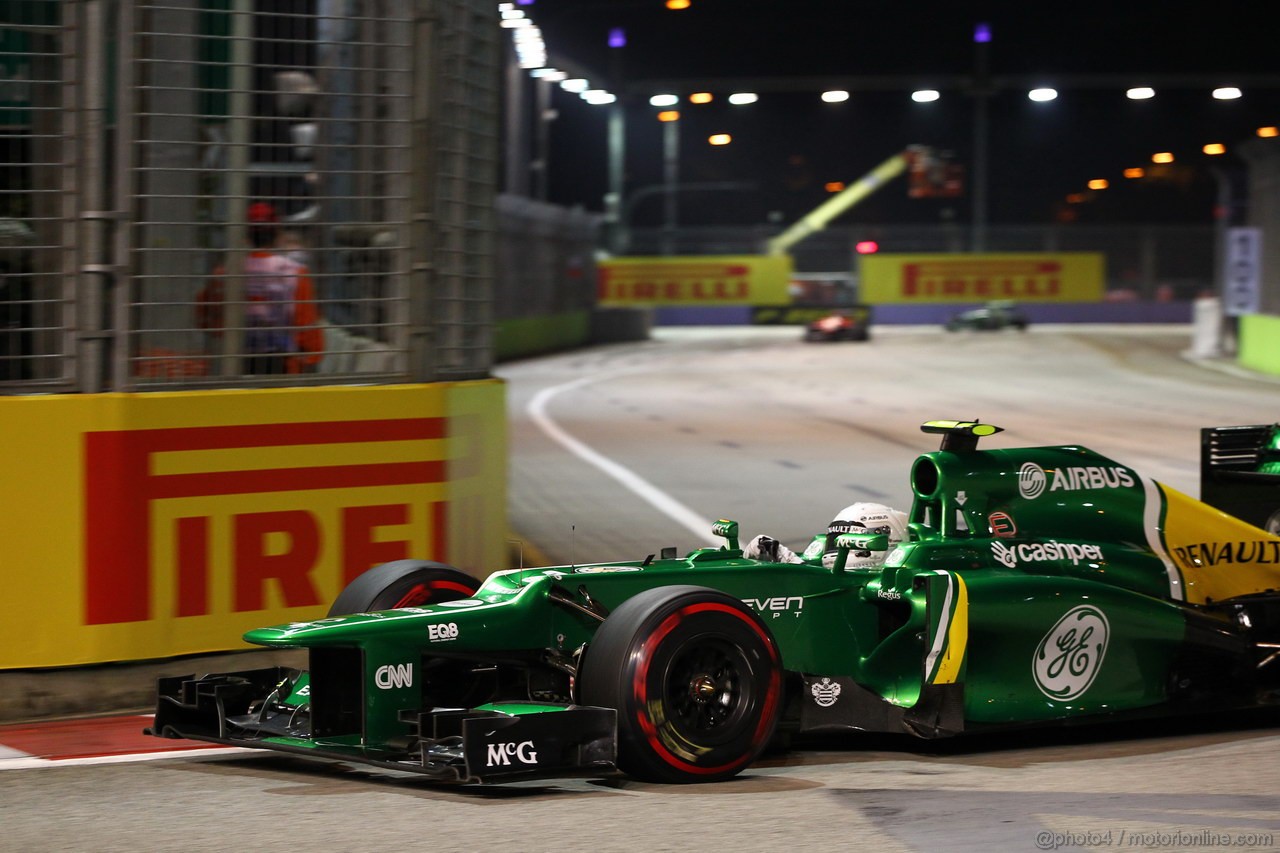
[992,539,1104,568]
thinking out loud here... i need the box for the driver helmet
[822,502,909,569]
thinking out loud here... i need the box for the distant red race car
[804,308,870,342]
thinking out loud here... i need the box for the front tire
[328,560,478,616]
[578,585,783,783]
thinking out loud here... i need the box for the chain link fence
[1,0,498,394]
[1,0,1227,396]
[494,194,599,321]
[0,0,69,387]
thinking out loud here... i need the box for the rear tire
[1265,508,1280,536]
[578,585,783,783]
[328,560,478,616]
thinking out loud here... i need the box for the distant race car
[945,300,1029,331]
[150,420,1280,785]
[804,307,870,342]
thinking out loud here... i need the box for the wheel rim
[384,578,475,609]
[663,636,753,741]
[392,582,432,608]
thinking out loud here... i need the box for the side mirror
[711,519,740,551]
[832,531,888,573]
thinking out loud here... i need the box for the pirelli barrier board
[860,253,1105,303]
[598,255,793,306]
[0,381,506,668]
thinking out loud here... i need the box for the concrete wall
[494,311,591,361]
[1234,139,1280,375]
[494,309,653,361]
[1239,314,1280,376]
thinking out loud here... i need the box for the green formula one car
[149,420,1280,784]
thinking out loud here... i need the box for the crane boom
[765,151,910,256]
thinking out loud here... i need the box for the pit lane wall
[0,381,506,669]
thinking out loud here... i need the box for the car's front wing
[146,666,618,783]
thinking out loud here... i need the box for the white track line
[527,375,718,545]
[0,746,250,771]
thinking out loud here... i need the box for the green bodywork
[152,420,1280,780]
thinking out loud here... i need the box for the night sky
[514,1,1280,227]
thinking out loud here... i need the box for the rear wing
[1200,424,1280,530]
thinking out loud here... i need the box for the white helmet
[822,502,909,569]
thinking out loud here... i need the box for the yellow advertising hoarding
[0,381,506,668]
[860,252,1105,303]
[598,254,793,306]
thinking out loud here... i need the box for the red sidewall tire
[580,585,783,783]
[327,560,478,617]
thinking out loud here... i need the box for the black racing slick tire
[327,560,478,616]
[578,585,783,783]
[1264,508,1280,536]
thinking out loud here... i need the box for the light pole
[970,22,991,252]
[532,76,555,201]
[605,100,626,253]
[662,112,680,254]
[605,34,627,254]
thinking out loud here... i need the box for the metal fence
[0,0,67,386]
[494,194,599,320]
[1,0,498,394]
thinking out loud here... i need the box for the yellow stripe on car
[931,573,969,685]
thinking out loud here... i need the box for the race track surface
[501,325,1278,566]
[6,326,1280,852]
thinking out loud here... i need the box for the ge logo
[1032,605,1109,701]
[1019,462,1047,500]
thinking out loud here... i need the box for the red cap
[247,202,278,224]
